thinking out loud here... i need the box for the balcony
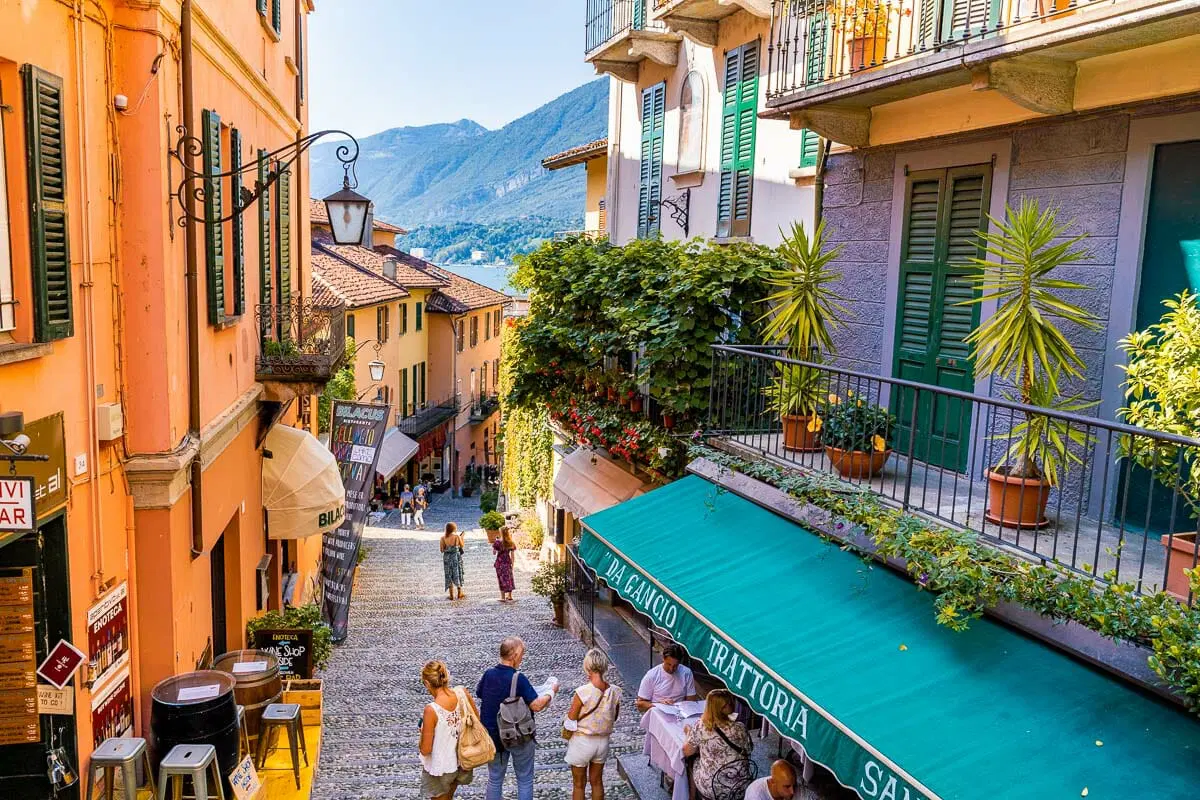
[651,0,771,46]
[586,0,682,81]
[255,302,347,401]
[397,394,461,439]
[764,0,1200,145]
[708,345,1200,604]
[469,392,501,423]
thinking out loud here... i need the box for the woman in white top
[418,660,476,799]
[564,648,623,800]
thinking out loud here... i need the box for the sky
[309,0,597,137]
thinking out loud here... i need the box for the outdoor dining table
[641,701,706,800]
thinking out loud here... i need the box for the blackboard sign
[252,629,313,679]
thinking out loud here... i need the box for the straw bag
[454,686,496,770]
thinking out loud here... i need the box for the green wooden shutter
[718,42,759,238]
[346,312,355,339]
[21,66,73,342]
[276,167,291,309]
[401,302,408,334]
[201,109,225,326]
[412,365,419,409]
[258,0,268,16]
[401,367,409,417]
[416,301,423,331]
[258,149,272,309]
[945,0,1000,40]
[637,82,665,239]
[271,0,282,35]
[917,0,939,48]
[632,0,644,30]
[805,11,829,86]
[420,362,427,405]
[799,129,819,169]
[230,128,245,317]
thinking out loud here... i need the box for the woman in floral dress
[492,526,516,602]
[440,523,466,601]
[682,690,753,800]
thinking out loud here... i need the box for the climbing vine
[499,319,554,508]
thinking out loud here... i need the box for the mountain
[311,79,609,233]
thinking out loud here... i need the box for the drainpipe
[813,136,829,228]
[181,0,204,557]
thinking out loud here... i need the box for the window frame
[415,300,423,331]
[0,79,15,334]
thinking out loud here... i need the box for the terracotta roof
[374,245,510,314]
[542,138,608,170]
[314,231,446,289]
[309,198,408,235]
[309,243,408,310]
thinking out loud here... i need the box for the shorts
[421,767,473,797]
[565,733,611,767]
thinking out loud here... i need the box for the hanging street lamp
[368,359,386,383]
[323,182,372,245]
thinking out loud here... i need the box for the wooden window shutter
[258,0,268,16]
[805,11,829,86]
[632,0,644,30]
[346,312,355,339]
[799,128,819,169]
[21,66,73,342]
[401,368,408,417]
[416,301,423,331]
[258,149,272,308]
[376,307,383,342]
[230,128,246,316]
[637,82,665,239]
[401,302,408,334]
[718,43,759,238]
[271,0,282,35]
[946,0,1000,40]
[412,365,418,409]
[420,362,427,405]
[201,109,225,326]
[276,167,291,309]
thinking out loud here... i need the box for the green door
[892,164,992,471]
[1119,139,1200,532]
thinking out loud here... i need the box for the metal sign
[36,639,86,689]
[0,477,35,533]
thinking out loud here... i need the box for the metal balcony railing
[397,393,461,439]
[586,0,666,54]
[766,0,1164,100]
[255,302,347,384]
[470,392,500,423]
[708,345,1200,604]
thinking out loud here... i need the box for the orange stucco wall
[452,307,503,483]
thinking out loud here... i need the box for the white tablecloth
[641,704,706,800]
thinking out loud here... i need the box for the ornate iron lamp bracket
[660,189,691,237]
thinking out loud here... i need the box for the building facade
[542,138,610,237]
[0,1,333,794]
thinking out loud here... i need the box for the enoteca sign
[0,478,35,533]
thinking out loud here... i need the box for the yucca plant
[759,221,848,359]
[960,199,1100,486]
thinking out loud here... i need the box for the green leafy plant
[763,363,825,417]
[246,603,334,672]
[479,489,499,514]
[530,559,567,605]
[499,319,554,508]
[960,199,1101,484]
[356,545,371,566]
[479,510,506,531]
[521,514,546,551]
[820,391,895,452]
[318,339,358,434]
[263,337,301,358]
[1118,291,1200,515]
[759,221,847,359]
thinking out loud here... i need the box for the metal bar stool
[236,705,250,759]
[156,743,225,800]
[256,702,308,788]
[86,737,156,800]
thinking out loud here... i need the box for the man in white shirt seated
[635,643,699,713]
[746,760,799,800]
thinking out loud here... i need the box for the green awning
[581,475,1200,800]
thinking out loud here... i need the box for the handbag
[562,686,608,740]
[453,686,496,771]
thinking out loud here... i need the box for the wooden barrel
[211,649,282,742]
[151,670,239,788]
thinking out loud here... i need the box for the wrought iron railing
[567,545,598,642]
[766,0,1155,99]
[255,302,346,383]
[708,345,1200,604]
[585,0,666,54]
[470,391,500,422]
[397,393,461,439]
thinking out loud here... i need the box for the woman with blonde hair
[564,648,622,800]
[440,523,466,601]
[492,525,516,602]
[682,689,753,800]
[418,660,477,799]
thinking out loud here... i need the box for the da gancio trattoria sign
[584,534,933,800]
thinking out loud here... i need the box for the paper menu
[533,676,560,697]
[654,700,707,719]
[231,661,268,674]
[176,684,221,702]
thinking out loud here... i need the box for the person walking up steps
[441,523,466,601]
[414,482,428,528]
[400,484,416,527]
[418,660,475,799]
[493,526,516,602]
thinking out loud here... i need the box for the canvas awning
[552,447,648,519]
[375,427,420,482]
[580,475,1200,799]
[262,425,345,540]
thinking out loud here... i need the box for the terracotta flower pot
[486,528,500,545]
[1160,533,1199,601]
[984,469,1051,529]
[825,447,892,479]
[846,36,887,70]
[782,414,821,452]
[662,414,675,430]
[552,598,566,628]
[607,387,618,403]
[630,396,643,413]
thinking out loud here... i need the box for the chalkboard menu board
[0,569,37,745]
[252,629,313,679]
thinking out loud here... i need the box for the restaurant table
[641,702,706,800]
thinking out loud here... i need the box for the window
[0,77,16,332]
[799,128,819,170]
[400,302,408,334]
[470,315,479,348]
[419,362,427,405]
[259,0,282,37]
[275,165,292,309]
[412,364,419,410]
[481,361,489,397]
[346,313,355,339]
[493,359,499,388]
[598,199,607,236]
[415,301,423,331]
[637,82,666,239]
[377,305,390,343]
[717,41,760,238]
[401,367,409,418]
[494,309,501,337]
[295,1,305,104]
[677,71,705,175]
[484,312,491,341]
[228,128,246,318]
[258,148,272,308]
[201,109,226,325]
[456,320,464,352]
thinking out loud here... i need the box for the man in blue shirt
[475,636,557,800]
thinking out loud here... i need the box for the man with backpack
[475,636,558,800]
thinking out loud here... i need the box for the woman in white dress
[564,648,623,800]
[418,660,476,799]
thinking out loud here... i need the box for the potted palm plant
[822,392,895,479]
[759,221,847,452]
[961,199,1100,529]
[1117,290,1200,600]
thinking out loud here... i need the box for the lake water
[440,264,526,299]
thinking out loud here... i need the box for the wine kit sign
[252,629,313,679]
[321,401,390,642]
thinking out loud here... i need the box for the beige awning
[552,447,648,519]
[375,428,420,482]
[263,425,346,540]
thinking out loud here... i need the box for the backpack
[497,672,536,748]
[453,686,495,770]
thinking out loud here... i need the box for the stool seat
[157,744,224,800]
[261,703,300,722]
[256,703,308,788]
[159,744,216,770]
[86,736,155,800]
[91,737,146,763]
